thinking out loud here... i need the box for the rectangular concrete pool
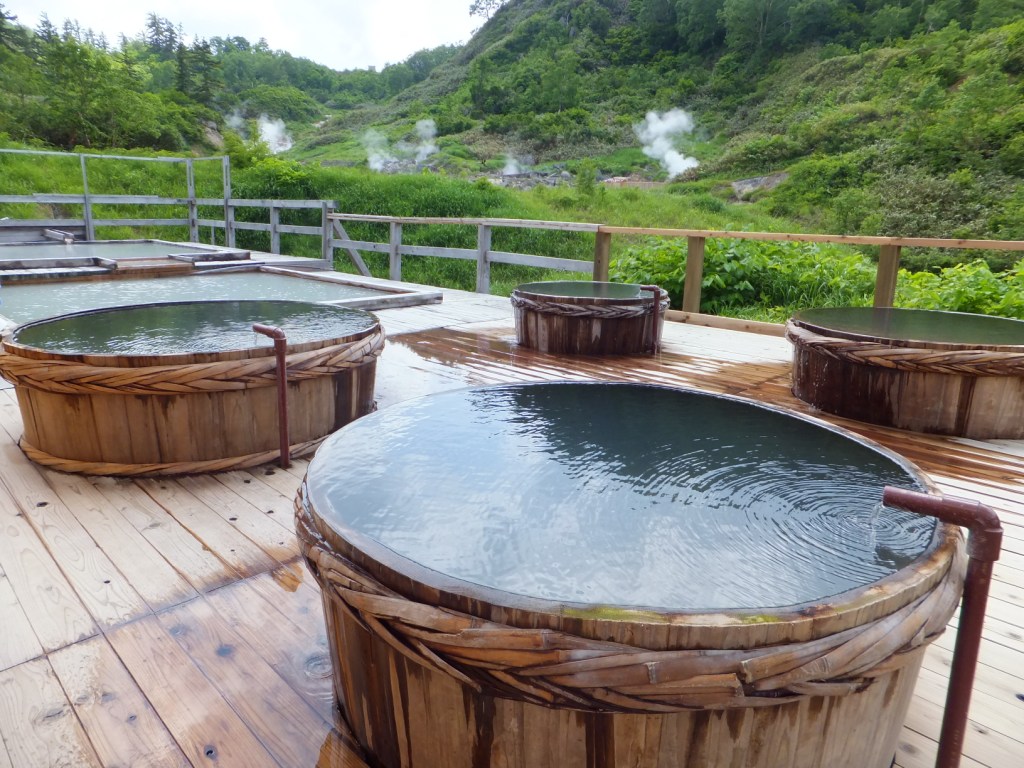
[0,241,441,327]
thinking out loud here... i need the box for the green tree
[675,0,726,53]
[721,0,794,54]
[973,0,1024,31]
[469,0,508,20]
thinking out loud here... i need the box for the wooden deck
[0,287,1021,768]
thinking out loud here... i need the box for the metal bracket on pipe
[882,486,1003,768]
[252,323,290,469]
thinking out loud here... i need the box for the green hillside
[1,1,1022,266]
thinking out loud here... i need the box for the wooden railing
[328,214,603,293]
[0,149,333,266]
[0,192,335,267]
[328,214,1024,310]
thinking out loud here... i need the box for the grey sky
[5,1,480,71]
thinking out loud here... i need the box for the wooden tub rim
[301,382,962,648]
[790,307,1024,353]
[2,299,382,367]
[512,280,667,305]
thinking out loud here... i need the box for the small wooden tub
[787,307,1024,438]
[297,382,963,768]
[0,300,384,475]
[511,281,668,355]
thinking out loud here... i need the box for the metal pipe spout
[882,486,1003,768]
[252,323,290,469]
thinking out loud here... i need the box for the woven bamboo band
[296,493,963,713]
[511,290,669,320]
[20,436,324,477]
[786,322,1024,376]
[0,327,384,395]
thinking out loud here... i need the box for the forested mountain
[1,1,1022,245]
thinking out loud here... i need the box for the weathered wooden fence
[5,149,1024,316]
[328,214,603,292]
[328,213,1024,311]
[0,149,333,266]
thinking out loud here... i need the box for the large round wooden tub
[297,382,963,768]
[787,307,1024,438]
[0,300,384,475]
[511,281,668,355]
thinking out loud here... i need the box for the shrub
[896,258,1024,318]
[610,237,876,314]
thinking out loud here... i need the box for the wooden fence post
[80,155,95,240]
[389,221,403,281]
[322,203,333,268]
[222,156,235,247]
[270,204,281,253]
[186,158,198,243]
[476,224,492,294]
[874,244,902,307]
[593,230,612,282]
[682,236,706,313]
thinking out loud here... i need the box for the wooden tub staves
[512,281,668,355]
[297,382,964,768]
[787,307,1024,438]
[0,300,384,475]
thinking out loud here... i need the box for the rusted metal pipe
[252,323,290,469]
[882,486,1003,768]
[641,285,662,354]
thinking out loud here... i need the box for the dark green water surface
[306,383,937,612]
[12,300,376,356]
[793,307,1024,346]
[516,281,650,299]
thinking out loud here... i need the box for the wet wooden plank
[204,578,334,723]
[894,725,987,768]
[176,474,299,562]
[107,613,281,768]
[211,470,299,530]
[155,596,329,767]
[0,441,148,629]
[0,658,102,768]
[134,478,278,578]
[243,464,304,501]
[43,470,197,612]
[88,476,239,593]
[0,482,97,653]
[0,565,42,671]
[243,562,327,638]
[49,637,190,768]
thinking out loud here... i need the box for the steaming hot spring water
[0,300,384,474]
[297,381,962,768]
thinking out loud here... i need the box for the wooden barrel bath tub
[297,382,963,768]
[511,281,668,355]
[787,307,1024,438]
[0,300,384,475]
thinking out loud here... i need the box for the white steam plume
[634,109,699,178]
[414,119,438,165]
[502,156,522,175]
[258,114,293,154]
[225,110,245,131]
[362,129,395,172]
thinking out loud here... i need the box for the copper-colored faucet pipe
[882,486,1003,768]
[641,285,661,354]
[252,323,290,469]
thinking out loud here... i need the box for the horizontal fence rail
[4,146,1023,315]
[328,216,1024,308]
[328,214,603,292]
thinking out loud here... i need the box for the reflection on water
[793,306,1024,346]
[12,301,376,356]
[516,281,648,300]
[0,271,388,324]
[307,382,936,612]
